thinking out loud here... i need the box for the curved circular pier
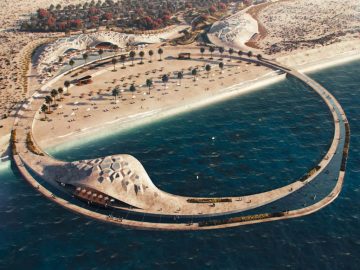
[11,52,350,230]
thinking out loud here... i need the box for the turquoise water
[1,61,359,269]
[50,76,333,197]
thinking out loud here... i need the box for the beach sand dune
[257,0,360,54]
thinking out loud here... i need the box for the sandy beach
[0,0,359,159]
[31,46,273,149]
[31,42,360,153]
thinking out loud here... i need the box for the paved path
[11,54,349,230]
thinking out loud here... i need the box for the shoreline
[10,55,350,230]
[290,50,360,74]
[47,71,285,153]
[46,47,360,153]
[0,41,359,159]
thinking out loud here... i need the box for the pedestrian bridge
[12,56,350,230]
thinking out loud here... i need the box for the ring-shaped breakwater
[11,53,350,230]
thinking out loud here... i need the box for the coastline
[277,40,360,73]
[10,54,350,230]
[46,46,360,153]
[47,71,285,153]
[1,41,359,159]
[292,50,360,74]
[0,41,360,159]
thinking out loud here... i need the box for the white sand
[208,9,259,50]
[1,0,360,157]
[258,0,360,54]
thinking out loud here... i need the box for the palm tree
[209,47,215,59]
[112,87,120,102]
[256,54,262,60]
[218,47,225,60]
[58,87,64,100]
[41,104,48,120]
[129,84,136,93]
[158,48,163,61]
[237,50,243,62]
[247,51,253,58]
[139,51,145,64]
[228,48,234,61]
[148,50,154,62]
[58,56,63,63]
[50,89,58,105]
[112,44,119,56]
[83,52,88,64]
[129,51,135,66]
[146,78,153,94]
[98,48,104,60]
[64,80,71,95]
[200,47,205,59]
[205,64,211,78]
[192,68,198,81]
[45,96,53,111]
[177,71,183,85]
[219,62,224,73]
[162,74,169,90]
[120,54,126,68]
[69,59,75,70]
[111,57,117,71]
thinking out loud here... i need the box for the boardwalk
[11,54,349,230]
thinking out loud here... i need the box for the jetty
[11,53,349,230]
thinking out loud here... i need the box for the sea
[0,60,359,269]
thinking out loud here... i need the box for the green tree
[129,51,136,66]
[112,87,120,102]
[205,64,211,78]
[112,44,119,56]
[219,62,224,73]
[69,59,75,70]
[98,48,104,60]
[120,54,126,68]
[192,68,197,81]
[200,47,205,59]
[50,89,58,105]
[177,71,183,85]
[148,50,154,62]
[247,51,253,58]
[219,47,224,59]
[209,47,215,59]
[146,78,153,94]
[83,52,89,64]
[158,48,163,61]
[45,96,53,111]
[112,57,117,71]
[129,84,136,93]
[162,74,169,90]
[64,80,71,95]
[228,48,234,61]
[41,104,48,119]
[58,87,64,99]
[139,51,145,64]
